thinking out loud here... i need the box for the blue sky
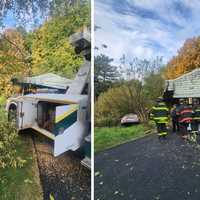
[3,11,16,28]
[1,10,44,32]
[95,0,200,64]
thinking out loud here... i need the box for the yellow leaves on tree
[165,37,200,79]
[31,16,84,78]
[0,29,29,97]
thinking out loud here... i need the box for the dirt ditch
[23,130,91,200]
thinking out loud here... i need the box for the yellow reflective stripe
[153,117,168,120]
[55,104,78,123]
[194,117,200,119]
[152,107,169,111]
[158,132,167,136]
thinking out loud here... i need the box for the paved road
[95,133,200,200]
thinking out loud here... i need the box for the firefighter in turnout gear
[177,99,193,137]
[150,98,169,138]
[192,99,200,134]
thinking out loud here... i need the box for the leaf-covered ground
[95,133,200,200]
[31,131,91,200]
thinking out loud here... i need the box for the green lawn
[0,97,42,199]
[0,135,43,200]
[0,96,6,105]
[95,124,153,153]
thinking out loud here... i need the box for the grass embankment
[0,135,43,200]
[0,98,42,200]
[95,124,154,153]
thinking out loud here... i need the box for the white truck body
[6,93,88,156]
[6,28,91,167]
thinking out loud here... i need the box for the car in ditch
[121,113,140,126]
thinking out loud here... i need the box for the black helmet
[179,98,185,104]
[156,97,163,103]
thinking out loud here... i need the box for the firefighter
[177,99,193,138]
[171,104,179,133]
[192,99,200,135]
[150,97,169,138]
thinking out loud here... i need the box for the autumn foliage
[0,29,30,97]
[165,37,200,79]
[94,78,163,127]
[0,3,90,98]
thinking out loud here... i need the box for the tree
[94,54,119,98]
[94,66,165,127]
[0,28,30,97]
[95,80,149,127]
[119,55,163,81]
[0,0,89,26]
[165,37,200,79]
[31,3,90,78]
[143,71,165,107]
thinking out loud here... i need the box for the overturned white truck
[6,29,91,166]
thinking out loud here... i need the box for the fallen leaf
[114,191,119,195]
[95,171,100,176]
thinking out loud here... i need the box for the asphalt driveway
[95,133,200,200]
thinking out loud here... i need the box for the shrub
[95,80,148,127]
[0,108,26,168]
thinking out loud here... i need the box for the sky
[1,10,44,32]
[95,0,200,65]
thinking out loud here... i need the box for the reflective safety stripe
[158,132,167,136]
[158,102,165,106]
[179,117,193,123]
[154,117,168,119]
[194,117,200,120]
[153,117,168,122]
[192,131,198,133]
[180,110,192,115]
[152,107,169,111]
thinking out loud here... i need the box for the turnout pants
[192,120,199,134]
[172,118,179,132]
[179,122,190,135]
[156,123,167,136]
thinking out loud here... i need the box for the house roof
[165,68,200,98]
[12,73,72,90]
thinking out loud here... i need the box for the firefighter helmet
[156,97,163,103]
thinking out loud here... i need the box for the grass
[0,135,43,200]
[0,96,6,105]
[0,97,42,199]
[95,124,153,153]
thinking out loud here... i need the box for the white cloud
[95,0,200,65]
